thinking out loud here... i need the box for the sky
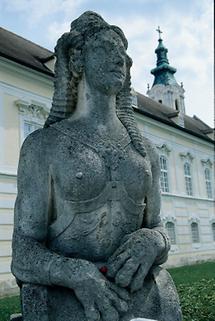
[0,0,214,127]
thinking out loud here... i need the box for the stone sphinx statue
[11,11,182,321]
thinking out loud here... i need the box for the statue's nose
[113,52,124,67]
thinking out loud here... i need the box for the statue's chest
[51,136,152,202]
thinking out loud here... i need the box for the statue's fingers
[105,287,128,313]
[115,258,139,287]
[96,296,119,321]
[108,244,127,262]
[130,262,149,293]
[108,282,130,301]
[107,251,130,278]
[75,289,100,321]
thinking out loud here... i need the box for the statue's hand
[107,229,160,293]
[67,260,129,321]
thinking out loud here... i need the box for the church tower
[147,27,185,127]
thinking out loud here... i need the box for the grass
[168,261,215,286]
[0,295,21,321]
[0,261,214,321]
[168,261,215,321]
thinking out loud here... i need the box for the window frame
[165,221,177,245]
[191,222,200,244]
[204,168,213,199]
[15,100,49,145]
[159,155,170,193]
[212,222,215,242]
[184,161,193,196]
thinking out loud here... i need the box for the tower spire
[151,27,177,86]
[156,26,163,40]
[147,27,186,127]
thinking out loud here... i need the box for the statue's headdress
[44,11,146,157]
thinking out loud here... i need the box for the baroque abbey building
[0,27,214,295]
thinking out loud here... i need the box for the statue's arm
[11,130,93,287]
[107,139,170,291]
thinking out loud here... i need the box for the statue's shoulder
[20,126,58,159]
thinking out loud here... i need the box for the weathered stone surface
[11,11,182,321]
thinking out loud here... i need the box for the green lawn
[0,295,21,321]
[0,262,214,321]
[167,261,215,321]
[168,261,215,285]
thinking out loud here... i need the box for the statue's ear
[69,49,84,77]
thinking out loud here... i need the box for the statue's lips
[110,70,125,78]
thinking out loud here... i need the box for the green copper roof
[151,38,177,86]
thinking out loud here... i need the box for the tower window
[175,99,179,111]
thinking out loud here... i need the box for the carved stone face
[84,29,127,95]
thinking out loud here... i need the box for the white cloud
[1,0,85,24]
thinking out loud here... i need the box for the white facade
[135,112,215,267]
[0,56,52,295]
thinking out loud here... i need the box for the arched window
[212,223,215,241]
[165,222,176,245]
[191,222,200,243]
[184,162,193,196]
[160,156,169,192]
[205,168,212,199]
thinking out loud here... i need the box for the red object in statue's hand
[99,266,108,275]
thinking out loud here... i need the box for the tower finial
[156,26,163,40]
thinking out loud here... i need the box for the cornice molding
[0,56,54,86]
[15,99,49,122]
[188,217,200,223]
[201,158,213,168]
[156,143,171,155]
[179,152,194,162]
[162,216,176,223]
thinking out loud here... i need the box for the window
[175,99,179,111]
[160,156,169,192]
[184,162,193,196]
[165,222,176,245]
[212,223,215,241]
[205,168,212,199]
[15,99,49,144]
[191,222,200,243]
[24,121,42,140]
[158,99,162,104]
